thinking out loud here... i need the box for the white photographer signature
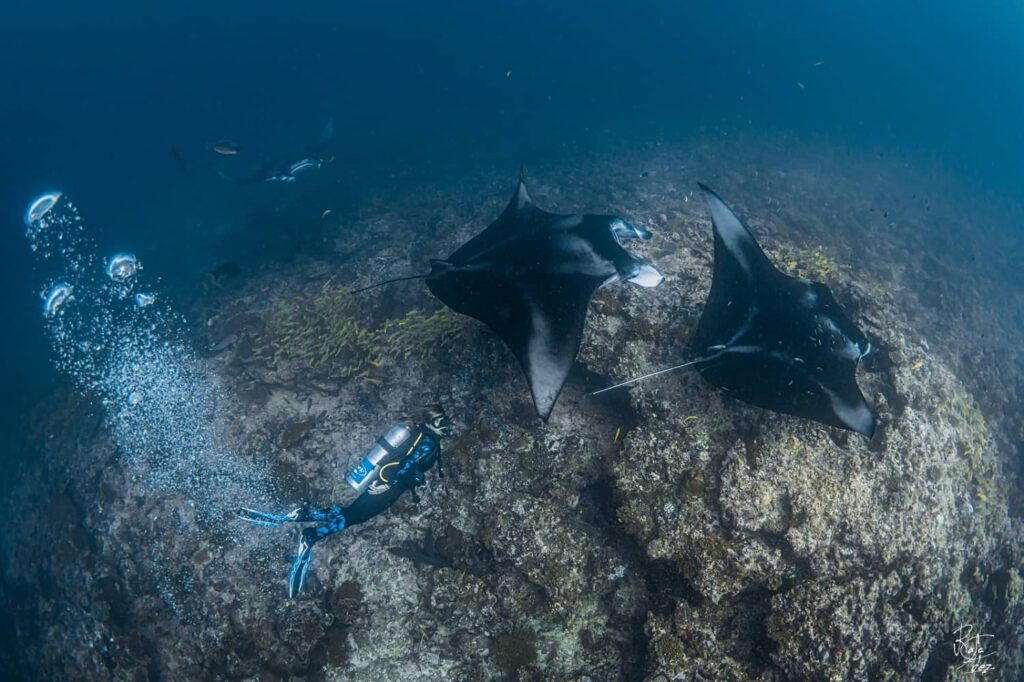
[953,623,996,674]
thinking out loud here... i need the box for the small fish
[910,359,924,371]
[796,82,806,90]
[322,209,333,219]
[814,61,824,67]
[614,427,621,443]
[211,140,241,156]
[683,415,698,424]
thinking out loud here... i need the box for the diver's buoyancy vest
[344,423,422,495]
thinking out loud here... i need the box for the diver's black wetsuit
[237,420,445,597]
[298,427,440,540]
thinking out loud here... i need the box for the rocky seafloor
[2,136,1022,680]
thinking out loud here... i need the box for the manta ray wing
[699,343,876,436]
[427,265,603,420]
[693,185,877,437]
[448,173,553,264]
[692,183,782,352]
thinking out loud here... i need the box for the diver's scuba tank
[345,423,416,495]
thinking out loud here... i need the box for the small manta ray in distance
[353,169,664,420]
[217,118,333,185]
[595,184,877,438]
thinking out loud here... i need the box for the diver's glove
[235,507,306,527]
[289,528,317,598]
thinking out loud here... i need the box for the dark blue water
[2,1,1023,456]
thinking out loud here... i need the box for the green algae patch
[769,244,845,283]
[258,283,464,380]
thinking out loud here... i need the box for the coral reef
[2,138,1022,680]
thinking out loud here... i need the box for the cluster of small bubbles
[27,192,278,528]
[42,282,73,318]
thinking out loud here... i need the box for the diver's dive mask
[422,404,453,438]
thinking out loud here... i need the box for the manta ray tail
[589,357,714,395]
[350,261,455,294]
[349,273,430,294]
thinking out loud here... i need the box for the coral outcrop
[3,140,1021,680]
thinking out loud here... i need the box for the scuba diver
[236,404,453,597]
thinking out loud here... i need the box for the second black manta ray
[596,184,877,437]
[217,118,334,185]
[355,171,664,420]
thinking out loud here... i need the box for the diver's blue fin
[288,530,315,598]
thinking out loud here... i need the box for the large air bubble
[24,191,62,226]
[42,283,73,318]
[134,292,156,307]
[106,252,140,281]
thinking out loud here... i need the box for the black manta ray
[596,184,877,437]
[218,118,333,185]
[355,171,664,420]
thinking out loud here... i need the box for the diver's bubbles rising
[105,252,142,300]
[23,192,100,287]
[106,252,140,281]
[24,191,62,226]
[25,193,277,524]
[42,282,73,318]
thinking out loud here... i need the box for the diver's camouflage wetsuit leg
[236,452,431,596]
